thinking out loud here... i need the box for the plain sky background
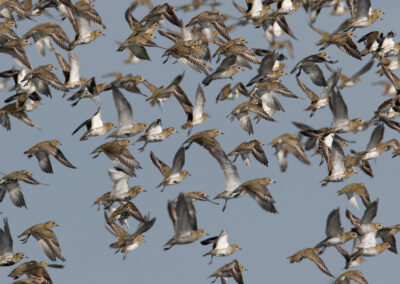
[1,0,399,283]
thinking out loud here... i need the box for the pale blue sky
[1,1,399,283]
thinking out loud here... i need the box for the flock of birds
[0,0,399,283]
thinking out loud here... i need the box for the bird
[23,22,70,56]
[335,244,365,269]
[227,139,268,167]
[270,40,294,58]
[53,49,86,89]
[22,64,66,95]
[183,129,241,211]
[358,30,383,56]
[314,208,357,254]
[18,221,66,262]
[7,260,58,283]
[335,270,368,284]
[372,80,396,96]
[311,25,362,60]
[29,0,74,19]
[202,65,243,86]
[350,242,391,259]
[92,182,145,212]
[346,200,384,259]
[157,23,197,46]
[164,192,206,250]
[249,80,298,100]
[0,218,27,266]
[104,212,155,260]
[337,183,371,210]
[124,2,156,33]
[309,0,337,22]
[107,85,148,139]
[270,133,310,171]
[117,31,159,58]
[230,177,278,213]
[143,72,184,109]
[90,140,141,177]
[66,77,108,107]
[187,10,231,41]
[0,38,32,70]
[68,29,104,50]
[240,0,270,20]
[296,69,340,117]
[135,119,177,152]
[0,67,19,91]
[376,224,400,254]
[0,170,44,208]
[105,73,145,96]
[338,0,382,31]
[291,52,337,86]
[140,3,182,28]
[228,97,275,135]
[4,92,42,113]
[320,138,357,187]
[274,0,303,15]
[256,13,297,44]
[0,101,41,131]
[274,143,311,172]
[288,248,333,277]
[24,140,76,174]
[350,124,389,162]
[109,201,146,226]
[172,83,209,135]
[172,191,219,205]
[248,81,298,118]
[246,50,285,86]
[329,88,367,133]
[162,40,213,75]
[150,147,190,192]
[0,20,18,44]
[106,168,145,205]
[215,82,249,103]
[374,31,398,57]
[10,275,46,284]
[67,0,106,50]
[71,107,114,141]
[0,0,32,22]
[213,38,260,67]
[201,229,241,264]
[208,259,246,284]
